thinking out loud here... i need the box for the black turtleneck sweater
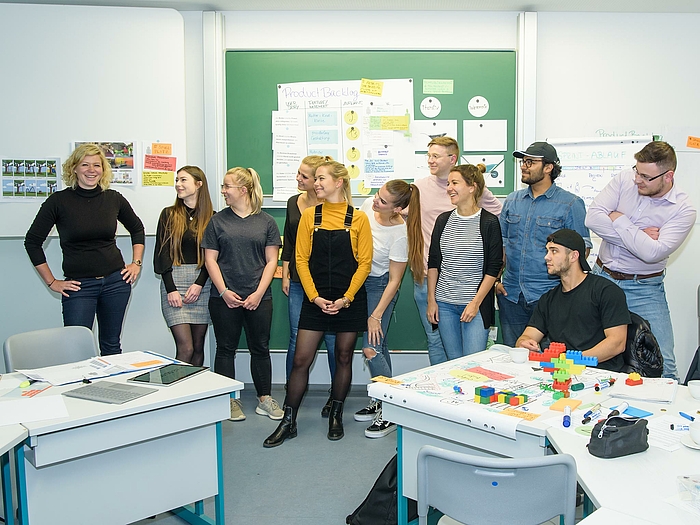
[25,186,145,279]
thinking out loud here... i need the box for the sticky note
[142,171,174,187]
[371,375,403,385]
[152,143,172,155]
[687,136,700,150]
[423,79,454,95]
[360,78,383,97]
[550,398,582,412]
[144,154,177,171]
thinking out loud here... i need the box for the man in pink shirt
[586,141,696,379]
[412,136,502,364]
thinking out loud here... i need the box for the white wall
[537,12,700,378]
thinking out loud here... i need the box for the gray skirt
[160,264,211,327]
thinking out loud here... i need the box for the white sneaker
[354,399,380,422]
[365,406,396,439]
[256,396,284,420]
[229,398,246,421]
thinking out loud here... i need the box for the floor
[133,385,587,525]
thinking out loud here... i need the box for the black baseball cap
[513,142,560,165]
[546,229,591,272]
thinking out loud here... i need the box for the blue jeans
[361,274,396,378]
[414,278,447,365]
[62,269,131,356]
[592,265,677,380]
[436,302,489,360]
[286,281,336,382]
[497,293,540,347]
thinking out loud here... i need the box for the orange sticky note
[550,398,582,412]
[371,375,403,385]
[132,360,164,368]
[686,136,700,150]
[152,143,172,155]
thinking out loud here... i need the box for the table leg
[397,426,409,525]
[14,442,27,525]
[1,450,13,525]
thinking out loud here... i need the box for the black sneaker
[354,399,380,422]
[365,407,396,438]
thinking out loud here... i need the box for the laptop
[62,381,157,405]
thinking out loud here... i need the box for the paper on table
[0,396,68,426]
[647,415,685,451]
[18,351,175,386]
[611,378,678,403]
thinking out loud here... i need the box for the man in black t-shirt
[515,229,630,372]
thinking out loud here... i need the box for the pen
[19,380,36,388]
[583,403,601,419]
[670,424,690,431]
[594,378,616,392]
[582,410,601,425]
[563,406,571,428]
[680,412,695,422]
[608,401,629,418]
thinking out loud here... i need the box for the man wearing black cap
[496,141,591,347]
[515,229,630,372]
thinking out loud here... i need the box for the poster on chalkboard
[273,78,414,201]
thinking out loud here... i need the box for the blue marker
[680,412,695,422]
[563,406,571,428]
[582,410,601,425]
[583,403,601,419]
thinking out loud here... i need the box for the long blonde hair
[383,180,423,283]
[159,166,214,268]
[225,167,264,214]
[317,161,352,205]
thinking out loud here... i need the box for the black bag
[346,454,417,525]
[587,415,649,458]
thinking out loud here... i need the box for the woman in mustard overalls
[264,161,372,447]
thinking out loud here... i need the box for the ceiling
[4,0,700,12]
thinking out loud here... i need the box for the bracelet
[341,297,351,309]
[47,279,56,287]
[370,314,382,322]
[219,288,228,297]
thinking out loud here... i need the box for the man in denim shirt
[496,142,591,347]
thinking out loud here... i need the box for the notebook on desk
[62,381,157,404]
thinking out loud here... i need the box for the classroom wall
[536,12,700,378]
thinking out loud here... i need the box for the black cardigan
[428,209,503,329]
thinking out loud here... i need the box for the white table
[547,387,700,524]
[577,507,658,524]
[368,352,559,525]
[1,424,27,525]
[15,370,242,525]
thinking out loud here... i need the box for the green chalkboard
[225,50,516,351]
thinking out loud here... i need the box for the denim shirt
[500,184,591,304]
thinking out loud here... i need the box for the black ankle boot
[328,400,344,440]
[321,389,333,418]
[263,406,297,448]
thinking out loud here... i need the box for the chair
[621,312,663,377]
[417,445,577,525]
[3,326,98,371]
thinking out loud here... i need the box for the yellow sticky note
[371,375,403,385]
[152,143,172,155]
[380,115,410,131]
[687,136,700,150]
[142,170,174,187]
[450,369,488,382]
[360,78,384,97]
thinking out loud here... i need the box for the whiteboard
[548,136,654,210]
[0,4,187,237]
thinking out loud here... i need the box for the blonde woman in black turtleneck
[24,143,145,356]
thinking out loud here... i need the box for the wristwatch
[133,259,143,266]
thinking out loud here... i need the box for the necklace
[185,206,195,221]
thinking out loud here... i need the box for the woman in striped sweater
[426,164,503,360]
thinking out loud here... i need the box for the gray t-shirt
[202,208,281,300]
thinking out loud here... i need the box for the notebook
[62,381,157,404]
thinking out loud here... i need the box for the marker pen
[608,401,629,418]
[583,403,601,419]
[563,406,571,428]
[680,412,695,422]
[670,424,690,431]
[594,378,616,392]
[582,410,601,425]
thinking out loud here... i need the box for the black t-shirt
[528,274,630,372]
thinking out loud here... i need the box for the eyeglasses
[519,159,544,168]
[632,165,670,183]
[425,153,455,161]
[221,184,244,190]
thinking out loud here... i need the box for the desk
[547,387,700,524]
[577,507,658,524]
[367,350,561,525]
[15,370,242,525]
[1,425,27,525]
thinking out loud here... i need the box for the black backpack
[346,454,417,525]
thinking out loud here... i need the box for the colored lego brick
[498,393,507,403]
[480,386,495,397]
[474,395,481,404]
[480,396,491,404]
[490,394,499,403]
[553,391,564,400]
[625,373,643,386]
[509,396,521,406]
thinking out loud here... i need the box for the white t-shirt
[361,198,408,277]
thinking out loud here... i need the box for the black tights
[285,329,358,409]
[169,323,208,366]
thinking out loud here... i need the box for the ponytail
[225,166,264,214]
[383,179,424,283]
